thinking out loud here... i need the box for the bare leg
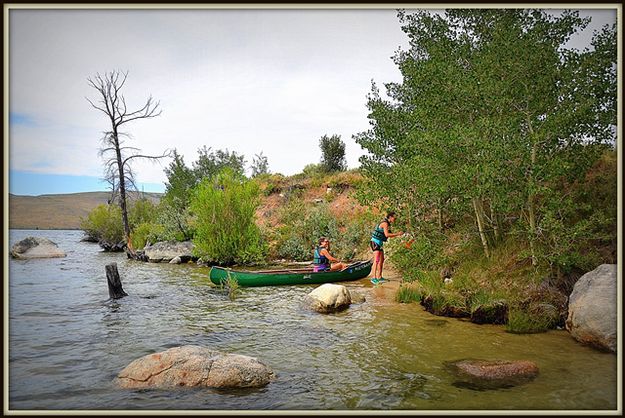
[373,250,382,278]
[330,262,346,271]
[379,252,385,279]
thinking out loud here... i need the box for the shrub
[80,204,124,244]
[301,204,339,249]
[191,168,266,265]
[129,198,158,229]
[154,200,194,242]
[302,163,326,178]
[277,234,310,261]
[130,222,164,250]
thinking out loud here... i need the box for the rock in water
[143,241,194,263]
[305,283,352,313]
[447,359,539,390]
[566,264,617,353]
[11,237,66,259]
[114,345,275,389]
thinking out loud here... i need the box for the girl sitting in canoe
[313,237,346,272]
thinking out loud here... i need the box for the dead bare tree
[87,70,171,250]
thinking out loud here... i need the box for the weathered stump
[106,263,128,299]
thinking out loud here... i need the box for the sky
[7,6,618,196]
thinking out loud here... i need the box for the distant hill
[9,191,162,230]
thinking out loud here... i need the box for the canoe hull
[209,259,373,287]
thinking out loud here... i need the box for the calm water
[8,230,618,411]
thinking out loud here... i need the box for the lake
[8,229,618,411]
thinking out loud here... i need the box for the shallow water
[8,230,618,411]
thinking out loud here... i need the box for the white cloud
[8,7,617,187]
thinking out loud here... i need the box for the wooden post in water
[106,263,128,299]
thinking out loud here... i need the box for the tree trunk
[490,202,500,242]
[473,197,490,258]
[105,263,128,299]
[114,131,131,243]
[527,117,538,266]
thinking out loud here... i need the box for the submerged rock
[350,290,366,304]
[143,241,194,263]
[99,240,126,252]
[447,359,539,390]
[305,283,352,313]
[114,345,275,389]
[11,237,66,259]
[566,264,617,353]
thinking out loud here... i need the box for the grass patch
[222,271,240,301]
[396,284,422,303]
[505,307,556,334]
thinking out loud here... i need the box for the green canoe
[209,259,373,287]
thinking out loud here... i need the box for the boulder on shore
[11,237,66,259]
[114,345,275,389]
[446,359,539,390]
[566,264,617,353]
[305,283,352,313]
[143,241,195,263]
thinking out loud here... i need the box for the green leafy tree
[159,149,197,240]
[319,134,347,172]
[193,146,246,181]
[163,149,196,210]
[355,9,616,272]
[190,168,265,265]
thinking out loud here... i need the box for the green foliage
[80,204,124,243]
[302,163,326,178]
[273,198,375,262]
[128,198,158,229]
[193,146,246,181]
[150,200,194,242]
[535,149,617,275]
[277,235,310,261]
[223,271,240,301]
[355,9,616,279]
[319,134,347,172]
[163,149,196,211]
[506,307,558,334]
[396,284,422,303]
[389,230,447,278]
[190,168,266,265]
[301,204,339,247]
[130,222,164,250]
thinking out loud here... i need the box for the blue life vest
[313,246,329,266]
[371,218,391,243]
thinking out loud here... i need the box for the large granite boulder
[566,264,617,353]
[447,359,539,390]
[305,283,352,313]
[114,345,275,389]
[11,237,66,259]
[143,241,195,263]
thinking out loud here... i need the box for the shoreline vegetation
[11,10,616,345]
[15,147,617,340]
